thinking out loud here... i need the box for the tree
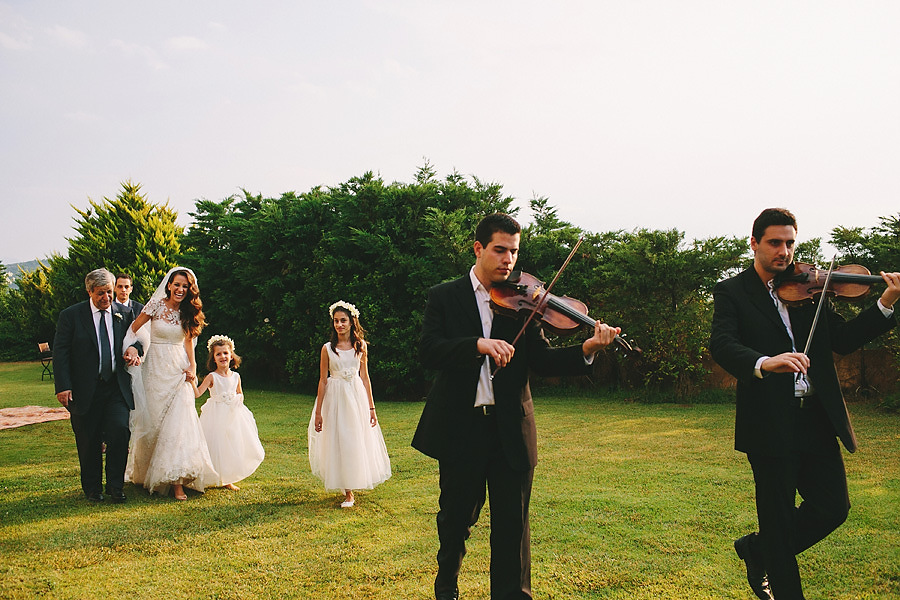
[830,214,900,403]
[45,180,182,313]
[182,166,515,397]
[10,182,183,356]
[0,262,55,359]
[0,262,28,360]
[591,229,747,396]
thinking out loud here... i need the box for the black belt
[474,405,495,416]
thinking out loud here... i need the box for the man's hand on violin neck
[761,352,810,375]
[582,322,621,356]
[879,271,900,309]
[479,338,515,368]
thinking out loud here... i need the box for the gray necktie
[99,310,112,381]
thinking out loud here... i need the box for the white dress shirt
[90,301,116,376]
[470,267,495,408]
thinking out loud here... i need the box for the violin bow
[490,236,584,379]
[802,254,837,356]
[795,254,837,388]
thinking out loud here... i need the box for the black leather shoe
[86,492,105,503]
[107,490,127,503]
[435,590,459,600]
[734,533,773,600]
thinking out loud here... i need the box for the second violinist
[710,208,899,600]
[412,212,620,600]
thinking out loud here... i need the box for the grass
[1,361,898,599]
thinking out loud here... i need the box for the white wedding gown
[308,344,391,491]
[125,298,218,495]
[199,371,265,486]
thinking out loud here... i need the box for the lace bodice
[143,298,185,345]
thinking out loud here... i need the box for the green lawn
[1,361,898,599]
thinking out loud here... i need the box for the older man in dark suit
[54,268,143,503]
[413,213,620,600]
[711,208,899,599]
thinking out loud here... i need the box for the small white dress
[199,371,265,486]
[308,344,391,491]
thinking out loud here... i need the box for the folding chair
[38,342,53,380]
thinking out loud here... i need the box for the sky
[2,1,899,265]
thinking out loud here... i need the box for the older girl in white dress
[308,301,391,507]
[194,335,264,490]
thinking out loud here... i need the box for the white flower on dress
[333,369,357,382]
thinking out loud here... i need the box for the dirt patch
[0,405,70,430]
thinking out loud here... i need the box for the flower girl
[193,335,265,490]
[308,301,391,507]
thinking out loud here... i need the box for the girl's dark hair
[329,308,367,356]
[206,339,242,371]
[166,269,206,339]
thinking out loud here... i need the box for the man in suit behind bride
[54,268,143,503]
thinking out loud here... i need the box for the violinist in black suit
[710,208,899,600]
[54,269,143,503]
[413,213,621,600]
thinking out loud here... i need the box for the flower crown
[207,334,235,351]
[329,300,359,318]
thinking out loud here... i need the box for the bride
[124,266,218,500]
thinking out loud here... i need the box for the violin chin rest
[507,270,522,283]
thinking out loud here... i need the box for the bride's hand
[123,347,141,367]
[314,413,323,432]
[183,368,195,382]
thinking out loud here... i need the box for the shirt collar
[469,266,489,299]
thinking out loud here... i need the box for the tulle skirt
[200,395,265,486]
[308,376,391,491]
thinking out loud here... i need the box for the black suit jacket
[115,299,144,316]
[412,275,591,471]
[54,301,141,415]
[710,267,895,456]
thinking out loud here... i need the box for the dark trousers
[746,399,850,600]
[436,412,534,600]
[69,378,131,497]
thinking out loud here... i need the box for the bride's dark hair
[166,269,206,339]
[329,308,367,356]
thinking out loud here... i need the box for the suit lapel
[450,275,484,337]
[111,306,125,359]
[741,268,791,342]
[81,302,100,354]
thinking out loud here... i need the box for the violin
[774,262,887,307]
[489,271,639,354]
